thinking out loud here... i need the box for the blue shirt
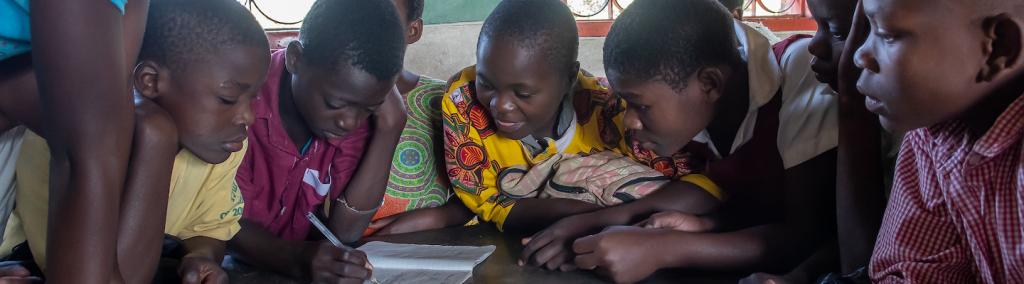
[0,0,127,61]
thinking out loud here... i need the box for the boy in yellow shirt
[0,0,269,282]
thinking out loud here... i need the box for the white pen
[305,212,381,284]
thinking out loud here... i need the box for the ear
[696,67,727,104]
[407,18,424,45]
[285,40,304,75]
[132,61,164,100]
[978,14,1023,82]
[568,61,581,87]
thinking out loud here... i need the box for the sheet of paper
[358,241,496,284]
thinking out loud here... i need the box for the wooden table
[224,224,743,283]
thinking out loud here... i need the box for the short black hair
[405,0,425,22]
[300,0,405,82]
[138,0,268,73]
[604,0,740,90]
[718,0,744,12]
[479,0,579,74]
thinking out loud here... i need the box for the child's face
[610,72,716,157]
[807,0,856,90]
[475,37,575,140]
[160,47,269,163]
[854,0,990,132]
[289,57,394,139]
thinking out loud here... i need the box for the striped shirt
[870,94,1024,283]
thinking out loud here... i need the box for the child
[518,0,838,281]
[364,0,476,236]
[0,0,270,282]
[442,0,709,261]
[743,0,881,283]
[0,0,147,281]
[857,0,1024,282]
[228,0,406,282]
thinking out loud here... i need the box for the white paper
[358,242,496,284]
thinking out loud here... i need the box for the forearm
[836,2,886,273]
[658,224,821,272]
[228,221,310,278]
[590,181,720,227]
[783,240,840,283]
[32,2,134,282]
[431,202,475,227]
[332,127,403,243]
[115,118,177,284]
[502,198,603,233]
[182,237,227,263]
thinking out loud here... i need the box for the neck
[396,69,421,95]
[706,65,750,155]
[961,70,1024,137]
[278,70,314,150]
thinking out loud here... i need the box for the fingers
[336,249,372,270]
[0,276,43,284]
[324,260,371,280]
[368,216,397,230]
[518,233,551,266]
[572,234,599,254]
[0,264,30,278]
[573,252,600,271]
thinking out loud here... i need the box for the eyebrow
[220,81,253,91]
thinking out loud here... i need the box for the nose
[622,108,643,131]
[237,104,255,127]
[807,34,828,61]
[853,37,879,74]
[336,109,367,131]
[490,91,516,115]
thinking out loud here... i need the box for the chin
[194,149,231,165]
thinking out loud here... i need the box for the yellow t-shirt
[0,131,246,270]
[441,66,720,230]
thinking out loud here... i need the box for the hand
[739,272,796,284]
[519,213,605,271]
[572,228,666,284]
[178,256,228,284]
[304,241,373,284]
[0,262,40,284]
[635,211,715,232]
[369,209,447,236]
[373,86,408,131]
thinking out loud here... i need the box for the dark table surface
[224,224,743,284]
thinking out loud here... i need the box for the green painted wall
[422,0,501,24]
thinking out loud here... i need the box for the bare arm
[30,0,144,282]
[836,1,886,273]
[228,220,313,278]
[329,88,406,243]
[501,198,603,234]
[113,102,178,283]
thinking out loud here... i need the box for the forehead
[315,63,391,105]
[180,46,269,88]
[808,0,856,19]
[476,36,559,86]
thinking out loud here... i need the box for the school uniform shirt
[236,49,371,241]
[0,126,24,242]
[870,95,1024,284]
[680,23,837,218]
[0,0,128,61]
[441,66,714,231]
[0,130,246,270]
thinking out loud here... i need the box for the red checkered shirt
[870,94,1024,284]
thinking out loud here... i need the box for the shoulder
[134,98,179,150]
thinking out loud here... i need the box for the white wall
[406,22,811,81]
[405,22,608,80]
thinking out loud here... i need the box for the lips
[855,82,884,115]
[494,118,525,133]
[222,135,247,152]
